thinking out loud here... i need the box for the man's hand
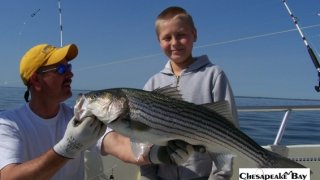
[53,116,106,158]
[148,140,197,165]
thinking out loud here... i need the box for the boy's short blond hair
[155,6,196,37]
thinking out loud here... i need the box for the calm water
[1,86,320,146]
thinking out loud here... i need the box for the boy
[141,6,239,180]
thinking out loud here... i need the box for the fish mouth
[74,94,93,120]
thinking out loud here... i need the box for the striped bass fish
[74,86,305,169]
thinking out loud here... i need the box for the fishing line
[58,0,63,47]
[74,53,162,71]
[17,8,40,51]
[282,0,320,92]
[74,24,320,72]
[194,24,320,49]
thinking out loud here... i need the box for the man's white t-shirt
[0,103,84,180]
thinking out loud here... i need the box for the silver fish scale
[121,88,271,166]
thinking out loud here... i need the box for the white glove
[53,116,107,158]
[148,140,195,165]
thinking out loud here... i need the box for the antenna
[57,0,63,47]
[282,0,320,92]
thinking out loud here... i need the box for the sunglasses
[38,64,72,75]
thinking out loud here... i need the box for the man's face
[36,59,73,103]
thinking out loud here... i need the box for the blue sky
[1,0,320,99]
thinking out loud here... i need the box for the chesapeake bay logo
[239,168,310,180]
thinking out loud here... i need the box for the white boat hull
[84,144,320,180]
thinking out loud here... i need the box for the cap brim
[46,44,78,65]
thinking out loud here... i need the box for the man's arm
[0,116,106,180]
[1,149,68,180]
[101,131,150,165]
[101,131,196,165]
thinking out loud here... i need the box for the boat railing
[237,105,320,145]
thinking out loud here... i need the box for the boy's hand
[148,140,196,165]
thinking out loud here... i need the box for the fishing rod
[58,0,63,47]
[282,0,320,92]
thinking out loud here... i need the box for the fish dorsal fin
[153,85,183,100]
[202,101,234,124]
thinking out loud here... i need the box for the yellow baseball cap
[19,43,78,85]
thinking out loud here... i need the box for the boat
[83,104,320,180]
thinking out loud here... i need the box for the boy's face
[157,18,196,65]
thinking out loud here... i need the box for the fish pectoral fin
[201,101,234,125]
[129,120,151,131]
[208,153,235,180]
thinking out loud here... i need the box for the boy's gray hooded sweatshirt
[142,55,238,180]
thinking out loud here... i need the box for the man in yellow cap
[0,43,194,179]
[0,43,107,179]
